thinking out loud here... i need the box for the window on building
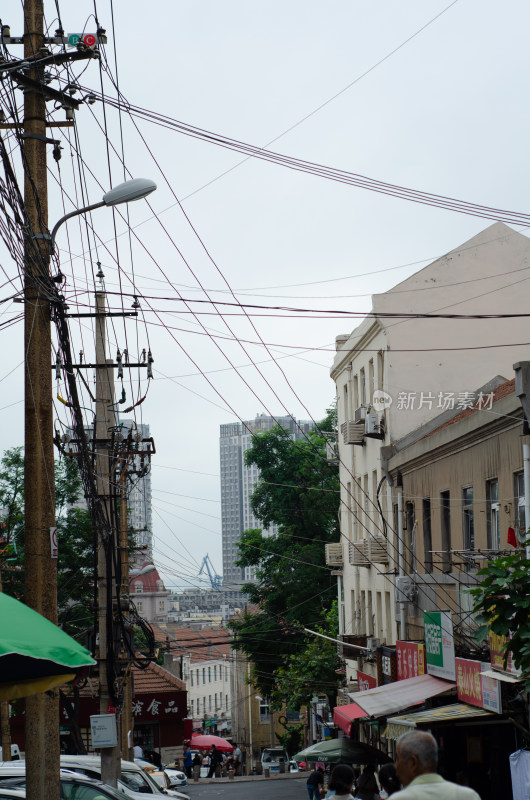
[136,601,142,612]
[377,350,384,391]
[353,374,359,410]
[203,697,206,713]
[202,668,206,685]
[220,692,223,709]
[134,582,142,594]
[487,479,500,549]
[209,695,212,711]
[214,693,218,710]
[214,665,217,682]
[343,383,349,422]
[259,698,270,723]
[191,672,194,687]
[208,666,211,683]
[225,694,228,711]
[440,490,452,572]
[422,499,433,572]
[196,669,199,685]
[368,359,374,405]
[226,666,229,681]
[360,368,366,406]
[405,501,416,571]
[515,472,526,535]
[190,699,194,716]
[462,487,475,550]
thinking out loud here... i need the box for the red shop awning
[333,703,368,736]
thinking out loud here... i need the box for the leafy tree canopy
[229,409,341,706]
[469,547,530,685]
[0,448,94,638]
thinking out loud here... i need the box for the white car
[0,769,132,800]
[59,756,190,800]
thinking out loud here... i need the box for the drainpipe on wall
[396,471,407,640]
[523,440,530,559]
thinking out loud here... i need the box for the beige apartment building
[330,222,530,685]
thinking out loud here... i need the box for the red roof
[425,378,516,438]
[149,624,230,663]
[131,564,168,593]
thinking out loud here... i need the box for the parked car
[135,761,186,789]
[160,765,187,788]
[59,756,189,800]
[260,747,290,773]
[159,769,187,789]
[0,767,132,800]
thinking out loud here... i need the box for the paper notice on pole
[50,527,58,558]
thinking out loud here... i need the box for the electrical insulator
[147,350,153,379]
[55,354,62,380]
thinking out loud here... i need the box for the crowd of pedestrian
[305,731,482,800]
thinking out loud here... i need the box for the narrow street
[187,776,306,800]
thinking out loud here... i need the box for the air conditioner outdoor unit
[394,575,416,604]
[366,637,380,650]
[340,421,365,445]
[325,440,338,463]
[354,406,367,424]
[365,412,385,439]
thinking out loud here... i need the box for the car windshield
[120,770,160,795]
[61,780,131,800]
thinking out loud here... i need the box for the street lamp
[50,178,157,249]
[128,564,156,582]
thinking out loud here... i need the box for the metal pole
[119,463,133,761]
[22,1,59,798]
[523,440,530,558]
[247,661,252,774]
[397,483,407,639]
[94,291,120,786]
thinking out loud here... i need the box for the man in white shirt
[392,731,480,800]
[133,743,143,759]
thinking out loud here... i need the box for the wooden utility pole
[119,465,133,761]
[0,571,11,762]
[22,1,59,797]
[94,290,120,786]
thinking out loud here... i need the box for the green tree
[229,410,340,705]
[0,448,95,638]
[468,547,530,685]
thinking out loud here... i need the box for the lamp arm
[50,199,105,249]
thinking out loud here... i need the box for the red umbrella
[191,733,233,752]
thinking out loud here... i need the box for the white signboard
[423,610,456,680]
[90,714,118,748]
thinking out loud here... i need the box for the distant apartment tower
[119,419,153,559]
[219,415,312,589]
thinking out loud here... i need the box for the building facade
[131,564,170,624]
[120,419,153,558]
[330,222,530,685]
[220,415,312,588]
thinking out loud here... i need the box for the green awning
[383,702,497,740]
[0,592,96,700]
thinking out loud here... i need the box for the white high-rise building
[219,415,312,589]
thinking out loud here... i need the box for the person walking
[378,763,400,798]
[328,764,356,800]
[183,741,193,780]
[354,764,379,800]
[232,742,242,776]
[392,731,481,799]
[307,766,325,800]
[207,744,224,778]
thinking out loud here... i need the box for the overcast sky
[2,0,530,590]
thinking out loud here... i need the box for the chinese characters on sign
[357,670,377,691]
[396,641,426,681]
[455,657,501,713]
[489,632,522,677]
[395,391,494,412]
[131,691,185,722]
[424,611,456,680]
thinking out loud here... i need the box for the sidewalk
[187,770,304,785]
